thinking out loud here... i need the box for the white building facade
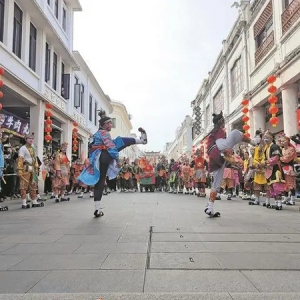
[109,100,142,162]
[0,0,112,163]
[165,115,193,161]
[191,0,300,145]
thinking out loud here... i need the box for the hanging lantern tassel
[44,103,53,143]
[72,122,79,152]
[0,67,5,111]
[267,75,279,128]
[241,99,250,138]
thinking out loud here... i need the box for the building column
[61,121,72,159]
[281,84,298,137]
[30,102,45,192]
[251,106,266,133]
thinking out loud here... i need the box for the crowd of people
[0,109,299,218]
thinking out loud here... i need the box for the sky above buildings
[73,0,238,151]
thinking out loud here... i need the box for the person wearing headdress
[191,147,207,197]
[77,110,147,217]
[279,133,297,206]
[52,142,70,202]
[205,111,258,216]
[17,133,44,209]
[261,130,285,209]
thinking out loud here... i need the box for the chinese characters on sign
[0,111,30,137]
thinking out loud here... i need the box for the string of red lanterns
[241,99,250,138]
[0,67,5,111]
[72,122,79,152]
[44,102,53,143]
[267,75,279,127]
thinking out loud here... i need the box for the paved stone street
[0,192,300,299]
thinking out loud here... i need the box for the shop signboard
[0,111,30,137]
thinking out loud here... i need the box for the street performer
[17,133,44,209]
[77,110,147,218]
[52,142,70,202]
[205,111,258,217]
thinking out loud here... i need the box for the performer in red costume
[205,111,259,217]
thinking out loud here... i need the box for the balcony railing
[282,0,300,34]
[255,31,274,65]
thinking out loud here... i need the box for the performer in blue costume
[77,110,147,217]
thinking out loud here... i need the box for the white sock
[291,195,295,202]
[94,201,101,211]
[22,199,27,206]
[32,199,38,205]
[135,138,144,144]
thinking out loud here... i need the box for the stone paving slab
[216,253,300,270]
[1,242,82,255]
[118,233,149,242]
[27,270,144,293]
[0,254,30,270]
[151,242,207,253]
[53,234,121,243]
[152,233,300,242]
[241,270,300,292]
[0,243,17,253]
[150,253,221,269]
[42,227,124,235]
[9,254,108,271]
[74,242,148,254]
[204,242,300,253]
[144,270,257,292]
[0,271,49,293]
[100,253,147,270]
[0,235,64,244]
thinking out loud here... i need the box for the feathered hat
[212,111,225,126]
[98,110,111,127]
[24,132,35,140]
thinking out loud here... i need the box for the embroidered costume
[17,133,44,209]
[77,110,147,218]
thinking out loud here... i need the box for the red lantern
[72,128,78,132]
[244,133,251,138]
[242,107,249,114]
[241,99,249,106]
[73,122,78,127]
[0,67,4,75]
[269,106,279,115]
[44,127,52,133]
[73,146,78,151]
[0,91,3,98]
[0,103,2,110]
[45,111,52,117]
[45,119,53,125]
[268,96,278,104]
[0,80,3,87]
[243,124,250,131]
[46,103,53,109]
[269,116,279,126]
[267,75,277,84]
[268,85,277,94]
[242,116,249,122]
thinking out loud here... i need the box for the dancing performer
[263,130,285,209]
[17,133,44,209]
[52,142,70,202]
[192,147,207,197]
[77,110,147,218]
[279,134,297,205]
[205,111,258,217]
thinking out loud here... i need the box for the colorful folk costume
[52,142,70,202]
[279,134,296,205]
[0,129,7,211]
[192,148,207,197]
[205,111,257,216]
[181,162,191,194]
[77,110,147,218]
[17,133,44,209]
